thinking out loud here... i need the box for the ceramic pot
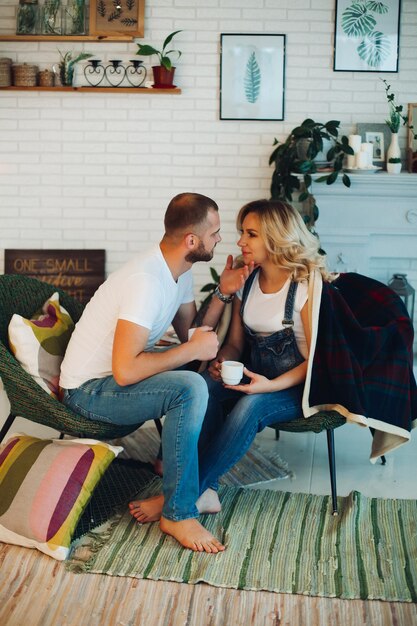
[152,65,175,88]
[387,162,402,174]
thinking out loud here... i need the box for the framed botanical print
[220,33,286,121]
[334,0,401,73]
[89,0,145,38]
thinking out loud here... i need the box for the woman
[196,199,334,491]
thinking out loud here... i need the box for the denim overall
[240,268,305,378]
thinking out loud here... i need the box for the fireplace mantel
[311,172,417,346]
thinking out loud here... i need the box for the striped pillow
[8,292,74,398]
[0,434,122,560]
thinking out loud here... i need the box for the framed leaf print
[334,0,401,72]
[89,0,145,38]
[220,34,286,121]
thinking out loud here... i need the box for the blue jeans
[198,370,303,493]
[62,370,209,522]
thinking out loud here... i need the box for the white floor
[252,421,417,500]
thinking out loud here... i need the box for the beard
[185,239,214,263]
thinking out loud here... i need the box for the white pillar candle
[347,134,362,168]
[360,142,374,167]
[355,151,368,169]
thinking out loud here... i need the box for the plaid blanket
[305,272,417,460]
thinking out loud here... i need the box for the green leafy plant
[382,79,417,140]
[269,119,353,231]
[57,50,93,86]
[199,266,220,308]
[136,30,182,70]
[340,1,391,68]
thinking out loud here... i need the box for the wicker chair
[0,274,149,444]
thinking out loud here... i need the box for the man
[60,193,251,553]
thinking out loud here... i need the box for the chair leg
[0,413,16,443]
[154,418,163,437]
[326,429,338,516]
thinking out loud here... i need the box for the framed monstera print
[334,0,401,73]
[220,34,286,121]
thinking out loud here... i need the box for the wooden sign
[5,249,105,305]
[89,0,145,38]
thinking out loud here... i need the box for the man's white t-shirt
[60,245,194,389]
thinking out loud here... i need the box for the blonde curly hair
[236,199,334,282]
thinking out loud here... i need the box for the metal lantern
[388,273,415,321]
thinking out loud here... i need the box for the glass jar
[40,0,62,35]
[62,0,86,36]
[16,0,39,35]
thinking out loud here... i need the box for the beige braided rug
[68,485,417,602]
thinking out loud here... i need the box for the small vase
[386,132,401,171]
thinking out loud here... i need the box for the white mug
[221,360,244,385]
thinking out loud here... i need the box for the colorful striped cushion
[8,292,74,398]
[0,433,122,560]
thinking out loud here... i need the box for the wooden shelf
[0,86,181,93]
[0,34,134,42]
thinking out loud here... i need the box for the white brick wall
[0,0,416,296]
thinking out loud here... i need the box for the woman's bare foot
[129,488,221,523]
[129,495,164,523]
[196,488,221,514]
[160,517,225,553]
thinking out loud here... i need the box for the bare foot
[129,488,221,523]
[196,488,221,514]
[129,495,164,523]
[153,458,163,476]
[160,517,225,553]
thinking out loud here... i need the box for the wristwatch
[214,285,234,304]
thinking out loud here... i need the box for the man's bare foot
[196,488,221,514]
[153,458,163,476]
[129,488,221,523]
[160,517,225,553]
[129,495,164,523]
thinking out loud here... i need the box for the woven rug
[68,486,417,602]
[115,426,293,486]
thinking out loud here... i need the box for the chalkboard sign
[5,249,106,305]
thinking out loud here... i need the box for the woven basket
[0,57,12,87]
[12,63,38,87]
[38,69,54,87]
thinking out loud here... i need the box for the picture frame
[220,33,286,121]
[365,131,385,162]
[89,0,145,38]
[333,0,401,73]
[357,123,391,167]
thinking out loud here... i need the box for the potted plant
[136,30,182,88]
[269,119,353,232]
[387,157,402,175]
[382,79,417,167]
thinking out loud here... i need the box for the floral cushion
[8,292,74,398]
[0,433,122,560]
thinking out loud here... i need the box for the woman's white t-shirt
[60,245,194,389]
[237,273,308,358]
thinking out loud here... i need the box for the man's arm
[112,318,218,386]
[172,301,197,343]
